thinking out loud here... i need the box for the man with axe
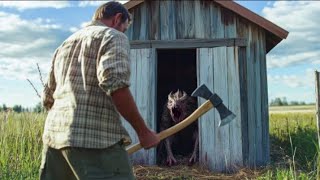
[40,2,159,180]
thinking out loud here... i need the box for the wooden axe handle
[126,100,213,155]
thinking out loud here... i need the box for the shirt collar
[86,20,107,27]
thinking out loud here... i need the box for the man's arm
[97,32,159,149]
[111,87,159,149]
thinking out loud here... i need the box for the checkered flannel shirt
[42,20,132,149]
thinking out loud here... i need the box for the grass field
[0,106,319,179]
[269,105,315,113]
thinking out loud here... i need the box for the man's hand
[137,129,160,149]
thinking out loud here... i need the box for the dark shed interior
[156,49,198,164]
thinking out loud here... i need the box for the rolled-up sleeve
[97,32,131,96]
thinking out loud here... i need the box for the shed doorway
[156,49,198,165]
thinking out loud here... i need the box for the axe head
[192,84,236,127]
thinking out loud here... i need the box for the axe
[126,84,236,155]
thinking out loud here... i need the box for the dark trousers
[39,142,135,180]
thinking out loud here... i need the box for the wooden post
[316,71,320,149]
[316,71,320,177]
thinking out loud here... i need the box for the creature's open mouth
[172,107,181,121]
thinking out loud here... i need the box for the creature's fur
[158,90,198,165]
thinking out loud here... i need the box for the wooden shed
[120,0,289,172]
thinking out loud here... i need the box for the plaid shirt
[42,20,132,149]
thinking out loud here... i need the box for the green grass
[0,112,45,180]
[259,112,319,179]
[269,105,315,113]
[0,108,319,179]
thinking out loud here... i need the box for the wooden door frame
[130,38,247,49]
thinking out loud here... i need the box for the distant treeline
[270,97,315,106]
[0,102,44,113]
[0,98,315,112]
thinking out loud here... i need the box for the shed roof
[124,0,289,52]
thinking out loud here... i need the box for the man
[40,1,160,179]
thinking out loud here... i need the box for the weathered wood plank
[213,47,230,172]
[246,25,257,168]
[194,0,211,38]
[168,0,177,40]
[197,48,216,170]
[149,49,157,139]
[238,47,249,166]
[183,0,195,38]
[224,14,243,170]
[136,48,156,165]
[126,9,134,40]
[130,38,247,49]
[175,0,195,39]
[160,0,176,40]
[148,0,160,40]
[194,0,204,38]
[138,2,148,40]
[210,4,224,39]
[132,6,141,40]
[174,0,183,39]
[130,41,151,49]
[223,9,237,38]
[122,49,137,162]
[259,29,269,164]
[253,27,263,166]
[236,16,250,167]
[227,46,243,171]
[151,39,245,49]
[122,48,156,165]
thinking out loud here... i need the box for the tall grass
[259,112,319,179]
[0,111,319,179]
[0,112,45,180]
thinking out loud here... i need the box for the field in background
[0,105,319,179]
[269,105,315,113]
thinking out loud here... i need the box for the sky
[0,1,319,108]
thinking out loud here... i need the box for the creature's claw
[188,152,197,166]
[166,155,177,166]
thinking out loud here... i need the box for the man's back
[43,21,131,149]
[40,3,159,179]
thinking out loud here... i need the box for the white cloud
[267,51,320,68]
[78,1,106,7]
[0,12,61,33]
[0,1,71,11]
[263,1,320,69]
[268,69,315,89]
[267,69,317,103]
[69,27,79,33]
[69,21,91,33]
[0,11,70,81]
[78,1,128,7]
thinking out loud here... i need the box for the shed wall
[125,0,269,169]
[121,48,157,165]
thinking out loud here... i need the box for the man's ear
[114,13,123,24]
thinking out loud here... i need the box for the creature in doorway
[159,90,198,166]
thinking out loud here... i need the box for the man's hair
[92,1,131,24]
